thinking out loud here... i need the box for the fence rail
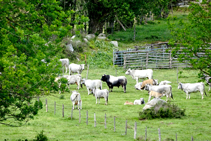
[113,44,206,69]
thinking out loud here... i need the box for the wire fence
[38,98,197,141]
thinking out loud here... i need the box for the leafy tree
[168,2,211,76]
[0,0,88,125]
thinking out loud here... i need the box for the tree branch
[115,15,126,31]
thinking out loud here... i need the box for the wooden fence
[42,98,197,141]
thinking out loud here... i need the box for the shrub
[139,102,185,120]
[34,130,48,141]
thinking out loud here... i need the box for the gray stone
[143,98,166,111]
[66,43,74,52]
[85,34,95,40]
[110,41,118,47]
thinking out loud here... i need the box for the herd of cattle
[55,58,211,110]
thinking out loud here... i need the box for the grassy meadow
[1,66,211,141]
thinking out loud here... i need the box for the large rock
[85,34,96,40]
[66,43,74,52]
[143,98,166,111]
[97,33,107,40]
[110,41,118,47]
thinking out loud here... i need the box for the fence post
[114,116,116,132]
[191,136,193,141]
[105,113,107,129]
[62,104,64,117]
[45,99,48,112]
[79,109,81,123]
[125,120,127,135]
[54,102,56,115]
[176,133,177,141]
[86,65,89,79]
[86,110,88,125]
[94,113,96,127]
[169,51,172,69]
[134,122,137,139]
[123,55,127,69]
[146,52,148,69]
[158,128,161,141]
[71,108,73,119]
[145,126,147,141]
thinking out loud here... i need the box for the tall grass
[1,67,211,141]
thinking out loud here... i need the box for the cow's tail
[170,86,173,99]
[202,83,207,96]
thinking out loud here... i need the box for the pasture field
[1,67,211,141]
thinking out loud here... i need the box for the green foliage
[59,95,65,99]
[139,102,185,120]
[168,2,211,76]
[34,130,48,141]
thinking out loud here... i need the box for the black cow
[101,74,127,93]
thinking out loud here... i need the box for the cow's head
[125,68,131,75]
[144,84,150,91]
[101,74,109,82]
[178,82,182,90]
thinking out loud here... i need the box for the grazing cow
[69,63,85,75]
[159,80,171,85]
[81,78,102,95]
[178,82,207,99]
[145,84,173,102]
[135,82,143,90]
[59,58,70,73]
[55,74,82,94]
[93,88,109,105]
[101,74,127,93]
[70,91,82,109]
[124,101,134,105]
[134,98,145,105]
[148,91,164,102]
[125,68,153,83]
[140,79,158,90]
[202,74,211,91]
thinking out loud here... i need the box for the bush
[139,102,185,120]
[34,130,48,141]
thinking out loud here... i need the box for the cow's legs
[87,87,90,95]
[136,77,139,84]
[96,98,98,104]
[123,84,126,93]
[188,94,191,99]
[148,95,151,102]
[72,103,74,109]
[200,92,204,99]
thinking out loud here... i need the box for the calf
[101,74,127,93]
[135,82,143,90]
[140,79,158,90]
[124,101,134,105]
[59,58,69,73]
[81,79,102,95]
[159,80,171,85]
[178,82,207,99]
[134,98,145,105]
[69,63,85,75]
[70,91,82,109]
[145,84,173,102]
[148,91,164,102]
[125,68,153,83]
[93,88,109,105]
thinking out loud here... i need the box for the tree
[0,0,88,125]
[168,2,211,76]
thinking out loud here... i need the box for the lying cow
[148,91,165,102]
[124,101,134,105]
[135,82,143,90]
[178,82,207,99]
[59,58,69,73]
[145,84,173,102]
[81,78,102,95]
[101,74,127,93]
[159,80,171,85]
[93,88,109,105]
[140,79,158,90]
[125,68,153,83]
[134,98,145,105]
[70,91,82,109]
[69,63,85,75]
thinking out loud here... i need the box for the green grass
[1,67,211,141]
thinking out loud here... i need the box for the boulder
[66,43,74,52]
[143,98,166,111]
[85,34,95,40]
[97,33,107,40]
[110,41,118,47]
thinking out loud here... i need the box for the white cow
[203,74,211,91]
[159,80,171,85]
[59,58,70,73]
[144,84,173,102]
[70,91,82,109]
[69,63,85,75]
[178,82,207,99]
[55,74,82,94]
[93,88,109,105]
[125,68,153,83]
[81,78,102,95]
[135,82,143,90]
